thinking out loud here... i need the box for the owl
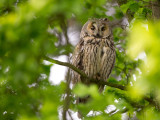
[71,18,116,93]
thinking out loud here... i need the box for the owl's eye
[101,27,105,31]
[91,26,95,30]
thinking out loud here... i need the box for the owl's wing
[71,39,84,84]
[104,39,116,80]
[107,50,116,78]
[71,39,84,69]
[98,37,116,92]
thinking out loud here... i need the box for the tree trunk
[150,0,160,20]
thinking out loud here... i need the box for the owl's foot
[93,73,101,80]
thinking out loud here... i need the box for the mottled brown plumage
[71,18,116,92]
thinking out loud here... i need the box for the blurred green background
[0,0,160,120]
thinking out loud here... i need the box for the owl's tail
[99,85,105,93]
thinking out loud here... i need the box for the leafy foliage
[0,0,160,120]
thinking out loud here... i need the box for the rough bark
[150,0,160,20]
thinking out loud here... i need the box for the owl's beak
[95,33,101,38]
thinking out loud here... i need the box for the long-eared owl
[71,18,116,92]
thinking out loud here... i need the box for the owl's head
[80,18,111,39]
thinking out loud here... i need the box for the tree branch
[44,56,126,90]
[44,56,160,110]
[144,96,160,109]
[44,56,88,78]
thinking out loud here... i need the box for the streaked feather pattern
[71,18,116,93]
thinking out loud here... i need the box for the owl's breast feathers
[71,36,115,84]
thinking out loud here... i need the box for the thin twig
[143,1,160,7]
[108,108,128,115]
[62,66,71,120]
[68,110,74,120]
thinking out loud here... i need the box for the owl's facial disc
[100,24,110,38]
[87,21,110,38]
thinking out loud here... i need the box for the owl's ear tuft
[103,18,108,22]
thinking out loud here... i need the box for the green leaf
[73,83,99,98]
[120,1,138,14]
[129,3,139,12]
